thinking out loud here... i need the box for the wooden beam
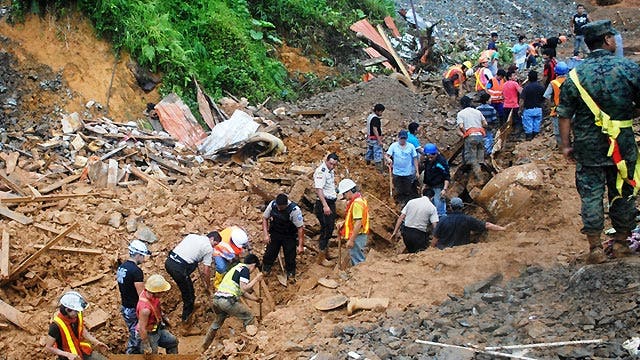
[38,173,82,194]
[0,230,9,278]
[0,193,90,205]
[1,222,78,285]
[32,222,91,245]
[84,308,110,330]
[360,56,388,67]
[147,153,188,175]
[0,299,30,332]
[70,273,104,288]
[33,244,102,255]
[108,355,199,360]
[291,109,327,116]
[129,166,170,191]
[376,24,411,80]
[0,206,33,225]
[0,173,27,196]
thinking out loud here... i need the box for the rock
[134,224,158,243]
[479,322,499,333]
[55,211,76,225]
[61,112,83,134]
[312,352,335,360]
[481,292,506,303]
[374,345,393,360]
[526,321,549,339]
[151,206,169,217]
[108,212,123,228]
[464,272,503,297]
[436,348,474,360]
[389,326,405,337]
[126,216,138,233]
[283,340,303,352]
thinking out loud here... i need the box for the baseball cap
[450,197,464,209]
[398,130,408,139]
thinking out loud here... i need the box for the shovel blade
[277,274,288,287]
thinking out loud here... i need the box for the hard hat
[559,35,567,43]
[230,227,249,247]
[424,143,438,155]
[128,239,151,256]
[462,61,473,69]
[59,291,88,312]
[555,61,569,76]
[145,274,171,293]
[478,57,488,64]
[338,179,357,195]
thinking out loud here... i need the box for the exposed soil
[0,1,639,360]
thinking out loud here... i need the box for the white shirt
[314,161,337,200]
[172,234,213,266]
[457,107,485,131]
[263,200,304,228]
[401,196,439,232]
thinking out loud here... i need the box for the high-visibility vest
[216,263,248,298]
[549,77,566,116]
[342,194,370,239]
[443,66,465,88]
[487,77,505,103]
[475,68,490,91]
[52,311,92,356]
[527,43,537,56]
[213,227,243,261]
[463,127,486,138]
[569,69,640,200]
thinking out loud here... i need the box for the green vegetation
[10,0,394,107]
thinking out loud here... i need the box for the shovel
[276,252,287,287]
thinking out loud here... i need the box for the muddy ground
[1,0,640,359]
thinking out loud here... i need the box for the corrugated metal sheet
[350,19,387,51]
[155,93,207,150]
[363,48,394,70]
[384,16,401,38]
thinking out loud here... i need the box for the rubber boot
[375,161,384,173]
[585,234,607,264]
[201,327,217,352]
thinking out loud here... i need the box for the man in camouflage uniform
[558,20,640,263]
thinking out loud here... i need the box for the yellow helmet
[145,274,171,293]
[463,61,473,69]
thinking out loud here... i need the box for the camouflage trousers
[576,163,635,235]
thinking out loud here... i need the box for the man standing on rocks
[391,187,439,253]
[457,96,487,180]
[314,153,339,263]
[520,70,545,141]
[544,61,569,148]
[385,130,419,207]
[137,274,178,354]
[432,197,505,249]
[422,143,450,217]
[338,179,370,265]
[474,58,493,92]
[502,70,523,129]
[570,4,592,56]
[116,240,151,354]
[442,61,473,101]
[558,20,640,262]
[487,32,498,51]
[262,193,304,282]
[365,104,385,172]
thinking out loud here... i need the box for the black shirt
[521,81,546,109]
[434,212,486,249]
[116,260,144,308]
[369,116,382,137]
[423,154,451,188]
[232,266,250,284]
[48,320,79,360]
[543,37,560,50]
[573,13,589,35]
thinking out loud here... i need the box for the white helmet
[230,227,249,247]
[59,291,88,312]
[128,239,151,256]
[338,179,357,195]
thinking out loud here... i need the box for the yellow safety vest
[342,196,370,239]
[216,263,247,298]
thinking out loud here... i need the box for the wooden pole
[415,339,539,360]
[484,339,603,351]
[364,191,399,217]
[0,230,9,278]
[258,281,263,322]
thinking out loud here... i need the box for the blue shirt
[407,133,422,153]
[386,142,417,176]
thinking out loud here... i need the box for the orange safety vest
[213,227,243,261]
[443,66,465,88]
[549,77,566,116]
[463,127,486,138]
[487,77,505,103]
[527,43,537,56]
[52,311,92,356]
[341,194,369,239]
[474,68,490,91]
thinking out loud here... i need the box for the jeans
[210,296,255,330]
[350,234,368,265]
[164,256,198,322]
[522,108,542,134]
[120,306,141,354]
[314,199,336,251]
[573,35,589,56]
[365,139,383,163]
[551,116,561,146]
[137,329,179,354]
[431,186,446,217]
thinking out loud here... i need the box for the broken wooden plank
[70,273,104,288]
[108,355,199,360]
[0,193,90,205]
[129,166,170,191]
[1,222,78,286]
[84,308,109,330]
[33,244,102,255]
[360,56,389,67]
[0,299,31,331]
[32,222,92,245]
[0,173,27,196]
[38,173,82,194]
[99,145,126,161]
[0,206,33,225]
[147,153,188,175]
[376,24,412,80]
[0,230,9,278]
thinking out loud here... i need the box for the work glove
[142,340,153,354]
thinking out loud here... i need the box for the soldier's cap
[582,20,619,39]
[450,197,464,209]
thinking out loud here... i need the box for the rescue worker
[541,48,558,87]
[487,69,506,121]
[262,193,304,281]
[480,49,499,76]
[422,143,450,217]
[165,230,235,323]
[364,104,385,172]
[212,226,250,289]
[385,130,420,207]
[136,274,178,354]
[442,61,473,99]
[201,254,263,352]
[457,96,487,180]
[391,187,439,253]
[338,179,370,265]
[541,34,567,57]
[543,61,568,148]
[116,240,151,354]
[313,153,339,262]
[44,291,109,360]
[558,20,640,262]
[474,58,493,92]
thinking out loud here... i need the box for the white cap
[59,291,88,312]
[128,239,151,256]
[231,227,249,247]
[338,179,357,195]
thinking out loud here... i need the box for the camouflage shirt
[557,49,640,166]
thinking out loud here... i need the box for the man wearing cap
[442,61,473,100]
[313,153,339,263]
[262,193,304,281]
[457,96,487,180]
[385,130,419,207]
[365,104,385,172]
[432,197,506,249]
[164,231,225,323]
[422,143,450,217]
[137,274,178,354]
[558,19,640,263]
[201,254,263,352]
[116,240,151,354]
[337,179,370,265]
[544,61,569,148]
[391,187,439,253]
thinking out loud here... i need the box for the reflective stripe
[216,263,247,297]
[550,77,566,116]
[568,69,640,200]
[443,66,465,88]
[474,69,489,91]
[343,196,369,239]
[487,78,504,102]
[53,311,87,355]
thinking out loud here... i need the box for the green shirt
[557,49,640,166]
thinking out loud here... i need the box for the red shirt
[502,80,522,108]
[136,290,162,332]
